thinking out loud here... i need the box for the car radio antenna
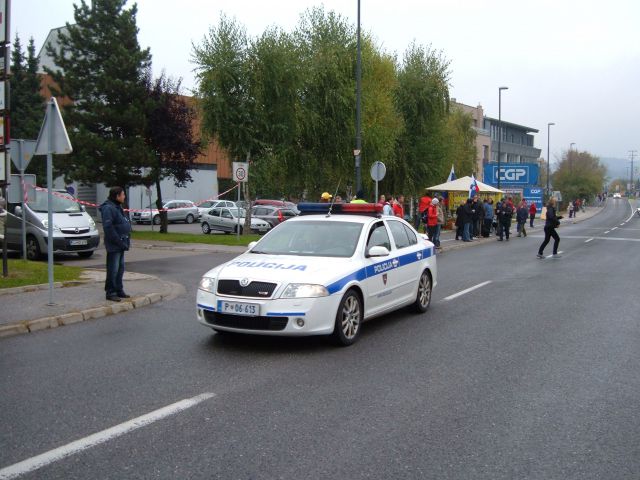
[327,179,342,217]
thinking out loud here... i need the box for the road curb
[0,279,185,339]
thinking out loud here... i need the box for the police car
[196,203,437,345]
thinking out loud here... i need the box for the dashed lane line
[585,238,594,243]
[0,393,216,480]
[442,281,492,302]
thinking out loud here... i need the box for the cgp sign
[483,163,539,186]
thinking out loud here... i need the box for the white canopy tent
[426,176,504,194]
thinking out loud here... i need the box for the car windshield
[28,191,82,213]
[251,220,363,257]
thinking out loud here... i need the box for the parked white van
[5,189,100,260]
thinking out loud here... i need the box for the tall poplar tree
[10,35,44,140]
[10,35,46,181]
[45,0,152,189]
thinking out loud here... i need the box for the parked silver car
[132,200,199,225]
[200,207,271,234]
[196,200,236,219]
[4,189,100,260]
[251,205,298,228]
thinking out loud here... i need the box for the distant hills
[599,157,635,182]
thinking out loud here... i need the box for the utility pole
[630,150,637,195]
[354,0,362,195]
[1,0,11,278]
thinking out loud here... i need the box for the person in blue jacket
[99,186,131,301]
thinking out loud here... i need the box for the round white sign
[370,161,386,181]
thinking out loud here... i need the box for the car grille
[217,280,277,298]
[60,228,90,234]
[203,311,288,331]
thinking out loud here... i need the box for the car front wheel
[201,222,211,234]
[333,289,362,346]
[26,235,42,261]
[153,215,161,225]
[413,270,432,313]
[186,214,195,224]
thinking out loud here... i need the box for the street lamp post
[569,143,576,173]
[497,86,508,189]
[354,0,362,195]
[546,122,555,197]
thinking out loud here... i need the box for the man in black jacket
[462,198,475,242]
[99,187,132,302]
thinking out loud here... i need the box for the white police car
[196,203,437,345]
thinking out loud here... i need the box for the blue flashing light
[297,202,383,216]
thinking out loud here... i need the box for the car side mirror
[366,245,390,257]
[80,205,86,212]
[14,205,22,216]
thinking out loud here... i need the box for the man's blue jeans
[463,222,472,241]
[433,224,442,247]
[105,250,125,297]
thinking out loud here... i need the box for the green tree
[442,107,476,177]
[10,36,46,181]
[45,0,152,191]
[359,37,403,198]
[144,74,201,233]
[392,42,451,196]
[294,7,356,196]
[10,35,43,140]
[552,149,606,202]
[247,27,303,198]
[193,14,259,232]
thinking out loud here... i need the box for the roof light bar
[297,203,383,216]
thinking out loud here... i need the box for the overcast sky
[11,0,640,169]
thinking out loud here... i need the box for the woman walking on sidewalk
[537,197,562,258]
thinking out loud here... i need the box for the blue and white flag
[446,165,456,183]
[469,174,479,198]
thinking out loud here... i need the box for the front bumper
[196,288,340,336]
[45,233,101,253]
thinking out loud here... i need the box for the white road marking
[442,281,492,302]
[611,227,618,231]
[528,235,640,241]
[585,238,594,243]
[620,223,626,226]
[604,230,610,234]
[0,393,215,480]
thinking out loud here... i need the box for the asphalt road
[1,199,639,479]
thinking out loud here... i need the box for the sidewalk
[0,206,603,339]
[0,270,185,338]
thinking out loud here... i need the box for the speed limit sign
[232,162,249,183]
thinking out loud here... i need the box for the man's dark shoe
[106,295,122,302]
[117,293,131,299]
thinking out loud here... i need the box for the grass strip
[0,259,83,289]
[131,230,261,246]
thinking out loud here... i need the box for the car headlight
[281,284,329,298]
[199,276,216,293]
[88,218,96,230]
[42,220,61,232]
